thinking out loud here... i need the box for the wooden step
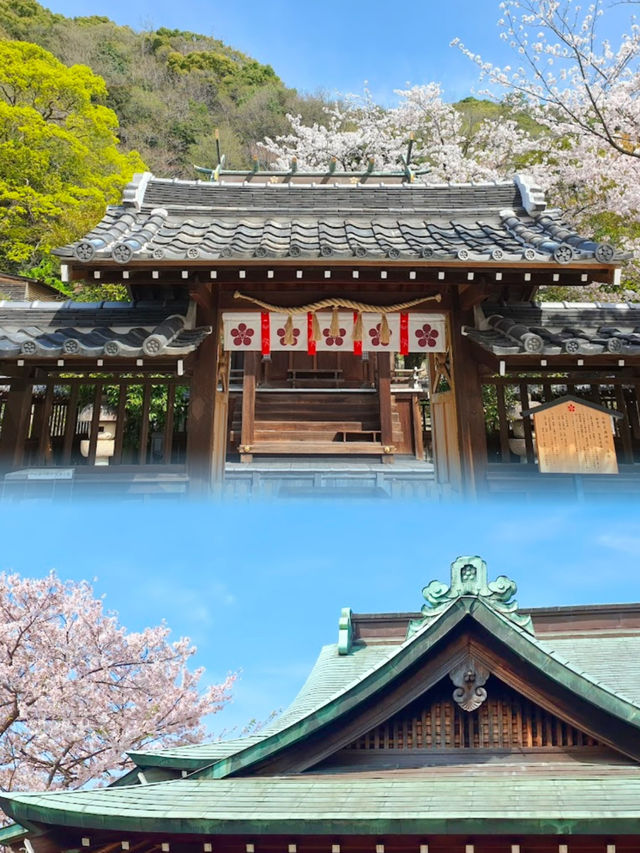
[255,420,379,432]
[255,405,379,417]
[254,429,382,443]
[245,441,392,456]
[254,430,344,442]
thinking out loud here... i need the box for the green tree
[0,40,144,283]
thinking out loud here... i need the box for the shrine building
[2,556,640,851]
[0,167,635,498]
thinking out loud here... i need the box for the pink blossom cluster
[262,2,640,290]
[0,572,234,793]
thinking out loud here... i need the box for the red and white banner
[222,312,446,353]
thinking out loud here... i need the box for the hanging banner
[224,312,307,352]
[223,312,446,353]
[315,311,354,352]
[408,313,445,352]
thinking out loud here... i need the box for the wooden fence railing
[1,375,190,468]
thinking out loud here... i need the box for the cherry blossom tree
[453,1,640,270]
[263,3,640,289]
[262,83,537,182]
[454,0,640,159]
[263,90,404,171]
[0,572,235,792]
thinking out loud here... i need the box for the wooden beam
[449,290,488,495]
[61,381,80,464]
[460,282,491,311]
[189,283,211,312]
[36,379,55,464]
[411,393,425,460]
[240,352,258,463]
[212,333,230,486]
[88,380,104,466]
[112,382,128,464]
[162,382,176,463]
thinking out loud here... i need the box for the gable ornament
[449,656,490,712]
[407,555,534,636]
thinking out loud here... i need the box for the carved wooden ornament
[449,657,490,712]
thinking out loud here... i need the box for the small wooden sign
[523,396,621,475]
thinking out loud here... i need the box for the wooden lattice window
[345,679,599,750]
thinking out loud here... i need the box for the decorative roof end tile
[122,172,153,211]
[407,556,534,637]
[338,607,353,655]
[514,174,547,216]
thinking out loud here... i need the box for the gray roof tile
[0,301,211,359]
[55,175,626,265]
[468,301,640,357]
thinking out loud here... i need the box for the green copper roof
[129,643,397,770]
[129,631,640,772]
[4,557,640,842]
[0,823,28,844]
[196,593,640,779]
[127,736,267,769]
[3,770,640,836]
[545,636,640,706]
[129,563,640,775]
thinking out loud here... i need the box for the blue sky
[45,0,633,104]
[45,0,508,102]
[2,499,640,737]
[41,0,633,105]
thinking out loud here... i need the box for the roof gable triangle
[200,557,640,779]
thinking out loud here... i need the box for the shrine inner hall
[0,168,635,499]
[2,556,640,851]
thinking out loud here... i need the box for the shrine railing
[0,374,190,468]
[482,373,640,466]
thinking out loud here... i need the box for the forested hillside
[0,0,327,176]
[0,0,637,297]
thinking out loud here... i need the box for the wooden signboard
[524,396,621,475]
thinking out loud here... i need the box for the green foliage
[0,0,320,178]
[72,282,130,302]
[103,381,190,449]
[0,40,144,277]
[482,383,518,433]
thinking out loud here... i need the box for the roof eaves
[470,599,640,725]
[3,777,640,837]
[0,822,29,845]
[202,600,467,779]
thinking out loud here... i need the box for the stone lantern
[78,404,117,465]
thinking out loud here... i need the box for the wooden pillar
[449,289,488,495]
[187,284,218,495]
[377,352,394,463]
[36,379,55,465]
[212,348,230,486]
[0,378,33,471]
[240,352,258,463]
[411,393,425,460]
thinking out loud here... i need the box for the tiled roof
[5,598,640,837]
[128,645,397,770]
[54,173,624,266]
[467,301,640,356]
[127,610,640,773]
[0,301,211,359]
[3,770,640,834]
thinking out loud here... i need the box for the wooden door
[431,389,462,491]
